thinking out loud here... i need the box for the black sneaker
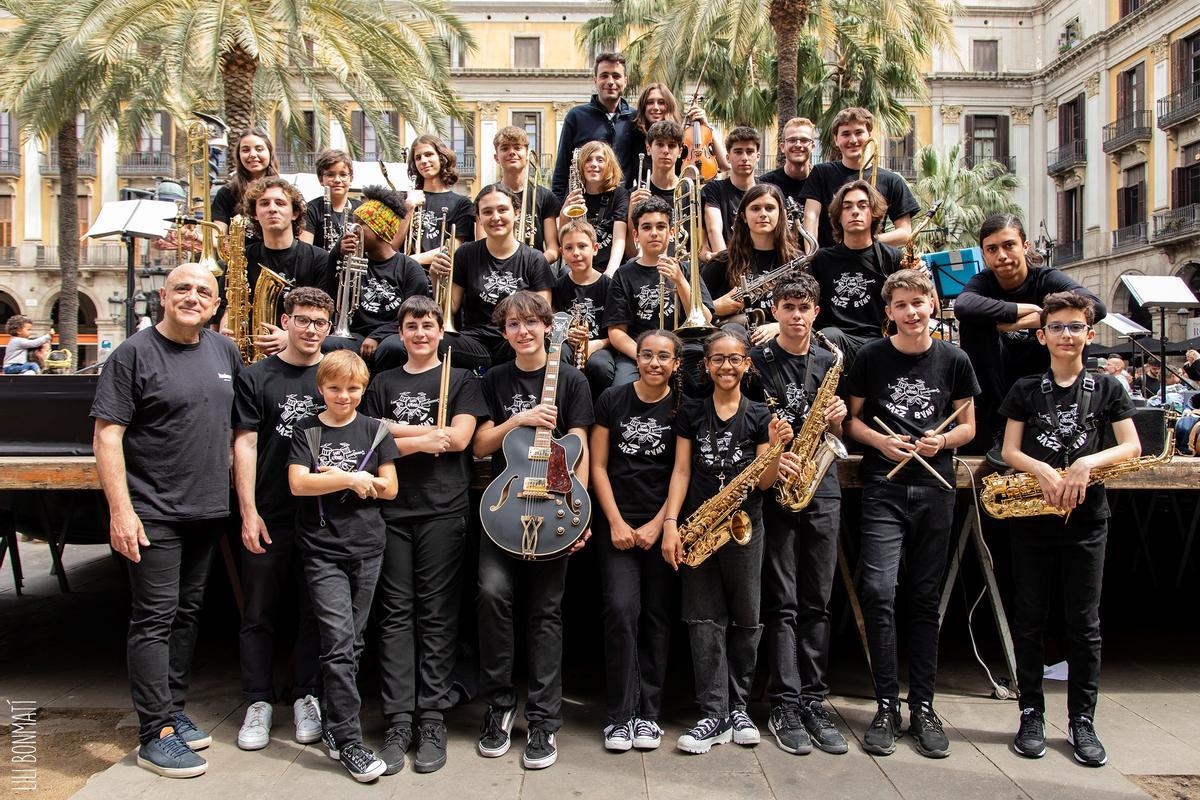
[477,705,516,758]
[799,700,849,755]
[523,725,557,769]
[321,727,340,760]
[136,730,208,778]
[379,724,412,776]
[767,705,812,755]
[729,708,760,745]
[677,716,733,754]
[171,711,212,751]
[909,702,950,758]
[414,721,447,774]
[1068,716,1108,767]
[339,742,386,783]
[863,699,902,756]
[603,719,634,752]
[1013,708,1046,759]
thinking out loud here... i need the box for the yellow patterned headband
[353,199,401,242]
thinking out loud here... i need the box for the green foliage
[913,143,1022,252]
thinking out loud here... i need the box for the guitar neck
[535,340,564,448]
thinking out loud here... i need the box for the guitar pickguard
[545,440,572,494]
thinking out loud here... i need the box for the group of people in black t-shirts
[90,55,1145,784]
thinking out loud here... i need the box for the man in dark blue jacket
[552,53,637,200]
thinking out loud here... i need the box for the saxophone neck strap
[704,395,750,475]
[761,340,813,418]
[1036,370,1097,466]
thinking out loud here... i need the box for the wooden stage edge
[1,455,1198,492]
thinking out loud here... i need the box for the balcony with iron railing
[1052,239,1083,265]
[0,149,18,177]
[1102,111,1153,154]
[0,246,16,265]
[1156,83,1200,130]
[39,150,97,177]
[277,151,316,173]
[117,150,174,176]
[359,148,410,164]
[456,150,476,176]
[963,154,1016,173]
[886,155,917,180]
[33,243,127,266]
[1152,204,1200,241]
[1047,140,1087,176]
[1112,222,1148,253]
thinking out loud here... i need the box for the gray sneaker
[767,705,812,755]
[170,711,212,751]
[799,700,848,754]
[863,699,902,756]
[137,731,208,778]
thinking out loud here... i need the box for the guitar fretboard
[534,340,562,449]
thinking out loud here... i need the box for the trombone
[184,116,228,277]
[517,153,541,247]
[673,165,717,340]
[434,211,458,334]
[859,139,878,188]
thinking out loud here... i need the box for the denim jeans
[1010,515,1107,719]
[126,520,220,744]
[377,515,466,726]
[681,504,764,718]
[477,534,569,730]
[857,482,955,707]
[762,495,841,707]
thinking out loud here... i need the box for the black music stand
[86,198,178,336]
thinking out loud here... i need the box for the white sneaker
[294,696,322,744]
[603,720,634,752]
[238,701,273,751]
[632,718,664,750]
[730,709,760,745]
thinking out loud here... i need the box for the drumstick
[872,416,954,491]
[884,402,968,480]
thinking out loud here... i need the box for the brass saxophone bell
[728,510,752,546]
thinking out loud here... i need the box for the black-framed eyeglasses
[291,315,331,331]
[706,354,748,367]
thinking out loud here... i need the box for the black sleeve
[702,259,730,298]
[887,176,921,221]
[402,255,432,298]
[559,368,595,429]
[453,371,491,419]
[480,371,504,423]
[541,187,563,221]
[951,349,982,400]
[90,345,138,425]
[451,242,469,289]
[1038,269,1108,323]
[701,181,721,209]
[953,272,1017,323]
[593,386,617,429]
[526,252,554,292]
[997,380,1031,421]
[1103,375,1137,422]
[287,422,315,468]
[844,345,868,398]
[451,196,475,242]
[551,112,577,201]
[232,368,261,431]
[374,425,401,465]
[361,379,385,419]
[695,266,716,313]
[748,402,772,445]
[304,200,322,234]
[604,272,632,332]
[212,185,237,225]
[612,186,630,221]
[673,398,700,439]
[798,166,825,204]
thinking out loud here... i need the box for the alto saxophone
[251,264,293,363]
[773,331,848,511]
[333,222,368,339]
[223,214,253,365]
[678,433,788,567]
[981,413,1178,519]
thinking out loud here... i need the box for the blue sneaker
[171,711,212,750]
[137,731,208,778]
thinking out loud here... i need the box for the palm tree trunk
[770,0,808,142]
[56,120,79,358]
[221,46,259,136]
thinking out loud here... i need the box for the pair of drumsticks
[873,402,968,490]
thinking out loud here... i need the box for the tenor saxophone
[773,331,848,512]
[981,413,1177,519]
[223,215,252,364]
[678,434,788,567]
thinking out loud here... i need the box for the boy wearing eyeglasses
[998,292,1139,768]
[231,287,334,753]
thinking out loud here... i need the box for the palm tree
[912,144,1022,252]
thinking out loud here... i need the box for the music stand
[86,198,180,337]
[1119,275,1200,404]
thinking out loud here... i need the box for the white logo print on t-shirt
[570,298,599,334]
[1033,403,1088,453]
[884,377,940,422]
[635,283,674,321]
[359,277,400,314]
[482,270,521,304]
[276,394,322,438]
[618,416,670,456]
[390,391,436,425]
[831,273,874,309]
[505,393,539,417]
[319,442,365,471]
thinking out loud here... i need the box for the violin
[682,99,719,182]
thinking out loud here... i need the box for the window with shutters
[972,40,998,73]
[352,110,400,159]
[77,196,91,240]
[513,37,540,70]
[1119,0,1145,18]
[1,112,14,153]
[0,196,12,248]
[964,115,1009,169]
[512,111,541,157]
[449,116,476,175]
[1117,165,1146,228]
[1058,187,1083,242]
[1058,94,1085,145]
[1117,64,1145,117]
[137,112,172,153]
[1173,142,1200,208]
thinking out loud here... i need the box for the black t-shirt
[410,191,476,253]
[810,242,901,339]
[351,253,431,340]
[701,178,748,247]
[476,183,562,252]
[584,187,630,268]
[480,360,595,473]
[998,372,1135,519]
[702,249,780,318]
[303,196,361,252]
[844,338,980,487]
[758,167,808,231]
[748,339,840,499]
[232,355,325,525]
[605,258,716,339]
[553,272,611,340]
[594,383,677,521]
[1186,360,1200,383]
[799,161,920,248]
[452,240,554,330]
[90,327,242,521]
[212,184,239,226]
[244,238,333,302]
[674,396,772,516]
[646,177,694,256]
[363,364,489,522]
[287,413,400,558]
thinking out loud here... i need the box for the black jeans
[126,519,220,744]
[304,550,383,746]
[611,354,641,387]
[561,344,617,400]
[762,495,841,707]
[377,515,466,726]
[681,504,764,718]
[239,523,321,702]
[477,534,569,730]
[817,327,877,376]
[858,482,955,707]
[1010,516,1107,719]
[595,515,677,725]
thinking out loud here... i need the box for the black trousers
[681,504,764,718]
[126,519,220,744]
[239,523,321,703]
[377,514,466,726]
[477,534,569,730]
[561,344,617,400]
[322,333,365,354]
[762,495,841,707]
[817,327,877,376]
[1010,515,1107,719]
[595,515,677,725]
[857,482,955,707]
[304,550,383,746]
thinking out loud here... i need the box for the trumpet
[673,165,717,340]
[405,202,425,256]
[434,213,458,334]
[637,153,647,191]
[517,155,541,246]
[333,222,368,339]
[564,148,586,218]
